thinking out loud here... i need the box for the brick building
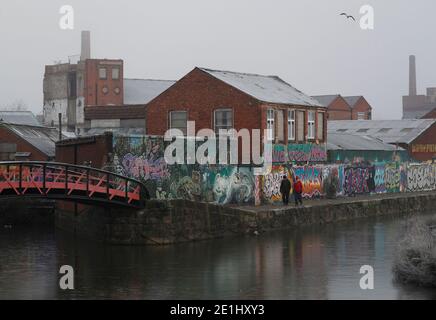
[312,95,352,120]
[43,31,174,135]
[0,122,62,161]
[312,94,372,120]
[344,96,372,120]
[146,67,327,160]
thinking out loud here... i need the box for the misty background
[0,0,435,119]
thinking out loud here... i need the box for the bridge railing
[0,161,149,208]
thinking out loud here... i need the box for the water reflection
[1,214,436,300]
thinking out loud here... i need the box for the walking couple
[280,175,303,206]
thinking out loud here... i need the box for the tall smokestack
[409,55,417,96]
[80,30,91,61]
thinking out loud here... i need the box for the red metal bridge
[0,162,148,208]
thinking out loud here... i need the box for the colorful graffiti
[271,144,327,163]
[384,163,401,193]
[343,167,370,196]
[262,166,292,203]
[407,164,436,192]
[293,166,323,199]
[374,163,386,193]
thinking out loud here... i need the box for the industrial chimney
[80,30,91,61]
[409,55,417,96]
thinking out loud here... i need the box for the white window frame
[111,67,120,80]
[169,111,188,135]
[288,109,295,141]
[357,112,366,120]
[214,108,233,134]
[267,109,275,141]
[307,111,315,140]
[99,67,107,80]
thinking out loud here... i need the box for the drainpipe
[58,113,62,141]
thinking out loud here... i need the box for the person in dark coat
[280,175,291,205]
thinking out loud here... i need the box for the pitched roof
[0,111,41,126]
[85,105,146,120]
[327,119,436,144]
[343,96,363,108]
[124,79,176,105]
[312,95,341,107]
[0,123,64,157]
[327,133,403,151]
[199,68,323,107]
[403,105,436,119]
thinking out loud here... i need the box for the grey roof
[0,111,41,126]
[312,95,340,107]
[124,79,176,105]
[403,106,436,119]
[343,96,362,108]
[327,133,403,151]
[199,68,323,107]
[328,119,436,144]
[83,127,146,136]
[0,123,63,157]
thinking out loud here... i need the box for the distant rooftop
[327,133,403,151]
[199,68,322,107]
[328,119,436,144]
[312,95,341,107]
[0,123,65,157]
[403,105,436,119]
[0,111,41,126]
[343,96,363,108]
[124,79,176,105]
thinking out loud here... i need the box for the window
[378,128,391,133]
[214,109,233,133]
[317,112,324,140]
[297,111,305,142]
[357,128,369,133]
[337,129,348,133]
[99,67,107,79]
[307,111,315,139]
[112,68,120,80]
[288,110,295,141]
[357,112,366,120]
[169,111,187,135]
[267,109,275,141]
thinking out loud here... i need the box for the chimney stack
[80,30,91,61]
[409,55,417,96]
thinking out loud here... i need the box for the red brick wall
[146,68,261,136]
[351,97,372,120]
[0,127,50,161]
[84,59,124,107]
[327,96,352,120]
[55,133,113,168]
[409,122,436,161]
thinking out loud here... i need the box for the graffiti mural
[374,163,386,194]
[293,166,323,199]
[262,165,293,203]
[322,165,344,196]
[384,163,401,193]
[343,167,370,196]
[407,164,436,192]
[272,144,327,163]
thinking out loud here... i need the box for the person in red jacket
[293,176,303,206]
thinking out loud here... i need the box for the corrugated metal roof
[199,68,323,107]
[312,95,340,107]
[328,119,436,144]
[0,111,41,126]
[327,133,403,151]
[124,79,176,105]
[403,105,436,119]
[343,96,362,108]
[1,123,63,157]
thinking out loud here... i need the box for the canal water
[0,213,435,300]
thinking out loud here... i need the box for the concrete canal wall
[55,191,436,245]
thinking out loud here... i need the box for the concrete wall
[55,192,436,245]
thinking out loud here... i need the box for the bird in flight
[340,13,356,21]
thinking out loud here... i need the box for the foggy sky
[1,0,435,119]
